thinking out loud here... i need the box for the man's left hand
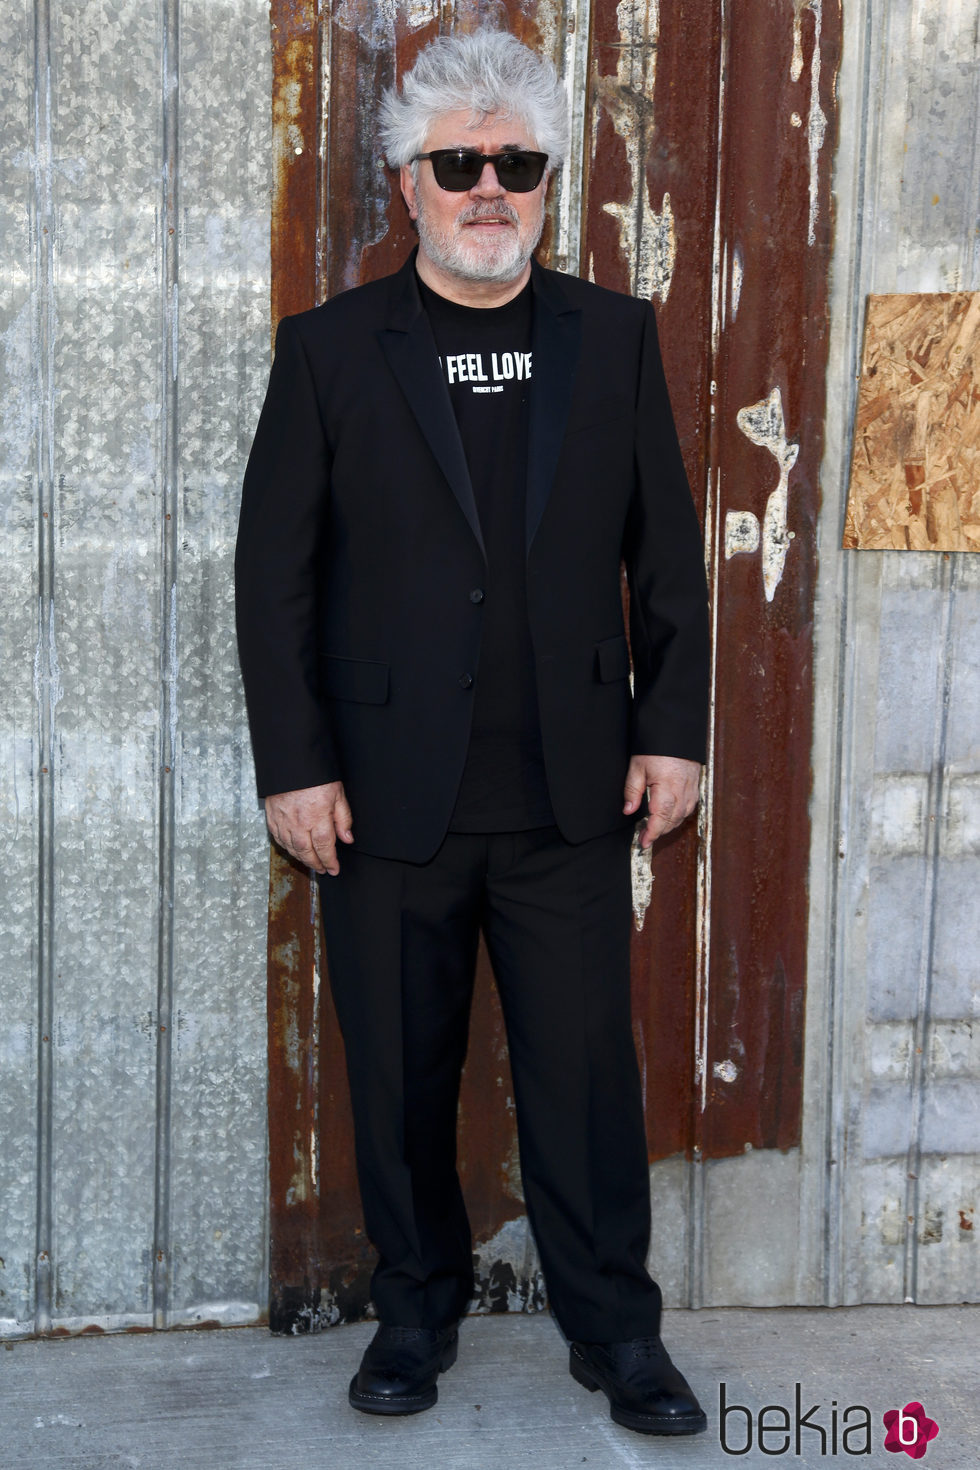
[623,755,702,848]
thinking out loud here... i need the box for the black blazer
[236,253,709,863]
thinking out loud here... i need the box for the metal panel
[265,0,334,1332]
[167,0,272,1327]
[0,0,40,1338]
[1,0,272,1338]
[703,1150,803,1306]
[582,0,840,1310]
[266,0,841,1325]
[583,0,719,1172]
[808,0,980,1308]
[699,0,838,1160]
[43,0,164,1326]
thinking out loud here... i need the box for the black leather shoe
[348,1323,459,1415]
[569,1336,708,1435]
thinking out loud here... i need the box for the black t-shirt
[419,274,554,832]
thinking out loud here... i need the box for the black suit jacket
[235,253,709,863]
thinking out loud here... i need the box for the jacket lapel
[526,260,582,551]
[377,256,486,560]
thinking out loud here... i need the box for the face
[400,110,548,287]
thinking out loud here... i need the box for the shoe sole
[348,1333,458,1416]
[569,1347,708,1437]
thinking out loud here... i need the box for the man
[236,28,709,1437]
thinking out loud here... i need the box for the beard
[414,194,546,285]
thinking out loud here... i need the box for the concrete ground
[2,1305,974,1469]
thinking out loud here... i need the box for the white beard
[415,195,545,285]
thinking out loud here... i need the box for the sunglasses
[413,148,549,193]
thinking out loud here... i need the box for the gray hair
[379,29,570,170]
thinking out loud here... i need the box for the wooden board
[844,293,980,550]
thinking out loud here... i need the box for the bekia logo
[719,1385,941,1458]
[882,1402,940,1459]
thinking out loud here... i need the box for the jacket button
[469,588,485,604]
[458,673,474,689]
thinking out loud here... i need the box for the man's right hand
[264,782,354,876]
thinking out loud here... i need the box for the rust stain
[271,2,321,328]
[586,0,723,1164]
[696,0,840,1159]
[267,838,323,1326]
[590,1,676,301]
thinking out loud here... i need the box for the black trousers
[317,822,663,1343]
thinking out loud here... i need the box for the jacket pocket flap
[321,655,390,705]
[595,634,631,683]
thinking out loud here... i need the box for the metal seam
[903,553,956,1303]
[556,0,591,278]
[32,0,56,1340]
[316,0,328,305]
[689,0,730,1313]
[823,0,879,1310]
[961,4,980,289]
[153,0,180,1332]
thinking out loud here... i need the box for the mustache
[455,201,521,227]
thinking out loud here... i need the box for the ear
[400,163,418,221]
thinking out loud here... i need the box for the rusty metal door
[264,0,840,1329]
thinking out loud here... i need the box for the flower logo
[883,1402,939,1458]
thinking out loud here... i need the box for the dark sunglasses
[413,148,549,193]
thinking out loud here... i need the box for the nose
[470,160,505,196]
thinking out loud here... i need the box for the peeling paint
[333,0,436,44]
[791,0,827,246]
[470,1218,546,1316]
[734,387,799,600]
[630,823,654,930]
[595,0,676,302]
[273,71,304,155]
[730,244,743,321]
[724,509,760,559]
[501,1131,524,1202]
[603,189,676,304]
[713,1058,740,1084]
[549,0,592,275]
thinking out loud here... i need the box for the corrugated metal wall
[1,0,977,1339]
[808,0,980,1304]
[0,0,272,1336]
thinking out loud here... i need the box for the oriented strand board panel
[844,293,980,550]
